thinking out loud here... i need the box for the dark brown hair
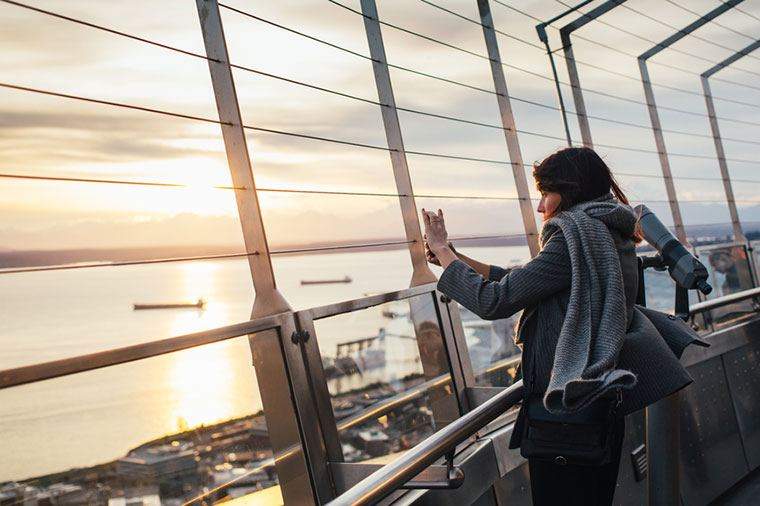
[533,147,641,241]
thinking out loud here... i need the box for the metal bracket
[329,460,464,491]
[291,329,310,345]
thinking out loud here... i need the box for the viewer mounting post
[701,39,760,244]
[359,0,437,287]
[638,0,744,247]
[557,0,628,148]
[477,0,540,257]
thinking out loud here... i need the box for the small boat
[133,298,205,310]
[300,275,352,285]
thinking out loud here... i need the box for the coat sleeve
[488,264,510,281]
[437,232,571,320]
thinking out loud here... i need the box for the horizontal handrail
[0,312,289,389]
[689,286,760,316]
[327,380,524,506]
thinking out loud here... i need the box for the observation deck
[2,0,760,505]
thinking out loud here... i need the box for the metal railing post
[360,1,471,425]
[638,0,744,247]
[557,0,628,148]
[196,3,321,504]
[477,0,540,258]
[700,39,760,244]
[637,60,688,245]
[196,0,291,318]
[359,0,436,287]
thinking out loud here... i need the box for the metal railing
[326,380,524,506]
[689,286,760,317]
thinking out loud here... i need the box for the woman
[422,147,697,506]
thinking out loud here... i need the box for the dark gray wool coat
[437,208,705,449]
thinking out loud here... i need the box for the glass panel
[447,245,530,387]
[750,240,760,280]
[696,244,756,328]
[457,302,521,387]
[312,293,459,463]
[0,336,296,505]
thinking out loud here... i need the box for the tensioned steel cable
[0,233,530,275]
[618,2,760,64]
[0,172,525,199]
[7,169,758,206]
[8,81,760,170]
[549,0,760,74]
[725,1,760,24]
[665,0,758,42]
[7,0,754,138]
[322,0,760,118]
[549,0,760,80]
[0,0,629,149]
[8,73,760,171]
[497,0,760,92]
[0,173,242,189]
[5,7,760,165]
[11,0,758,139]
[419,0,760,105]
[546,0,760,81]
[9,169,760,191]
[0,82,229,126]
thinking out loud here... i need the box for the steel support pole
[196,0,290,318]
[646,392,681,506]
[558,0,627,148]
[637,4,744,503]
[700,39,760,243]
[638,61,688,245]
[359,0,436,287]
[562,43,593,147]
[702,78,746,243]
[477,0,540,258]
[360,0,466,429]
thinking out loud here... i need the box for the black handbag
[519,389,622,467]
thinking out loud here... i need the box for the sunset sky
[2,0,760,251]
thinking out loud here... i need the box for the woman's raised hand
[422,208,449,255]
[424,234,441,266]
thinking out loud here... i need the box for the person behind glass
[422,147,641,506]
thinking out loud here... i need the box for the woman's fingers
[421,208,431,228]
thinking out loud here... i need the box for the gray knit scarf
[541,193,638,414]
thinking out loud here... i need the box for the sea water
[0,245,530,481]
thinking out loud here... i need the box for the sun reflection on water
[164,261,251,430]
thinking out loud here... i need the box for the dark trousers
[528,417,626,506]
